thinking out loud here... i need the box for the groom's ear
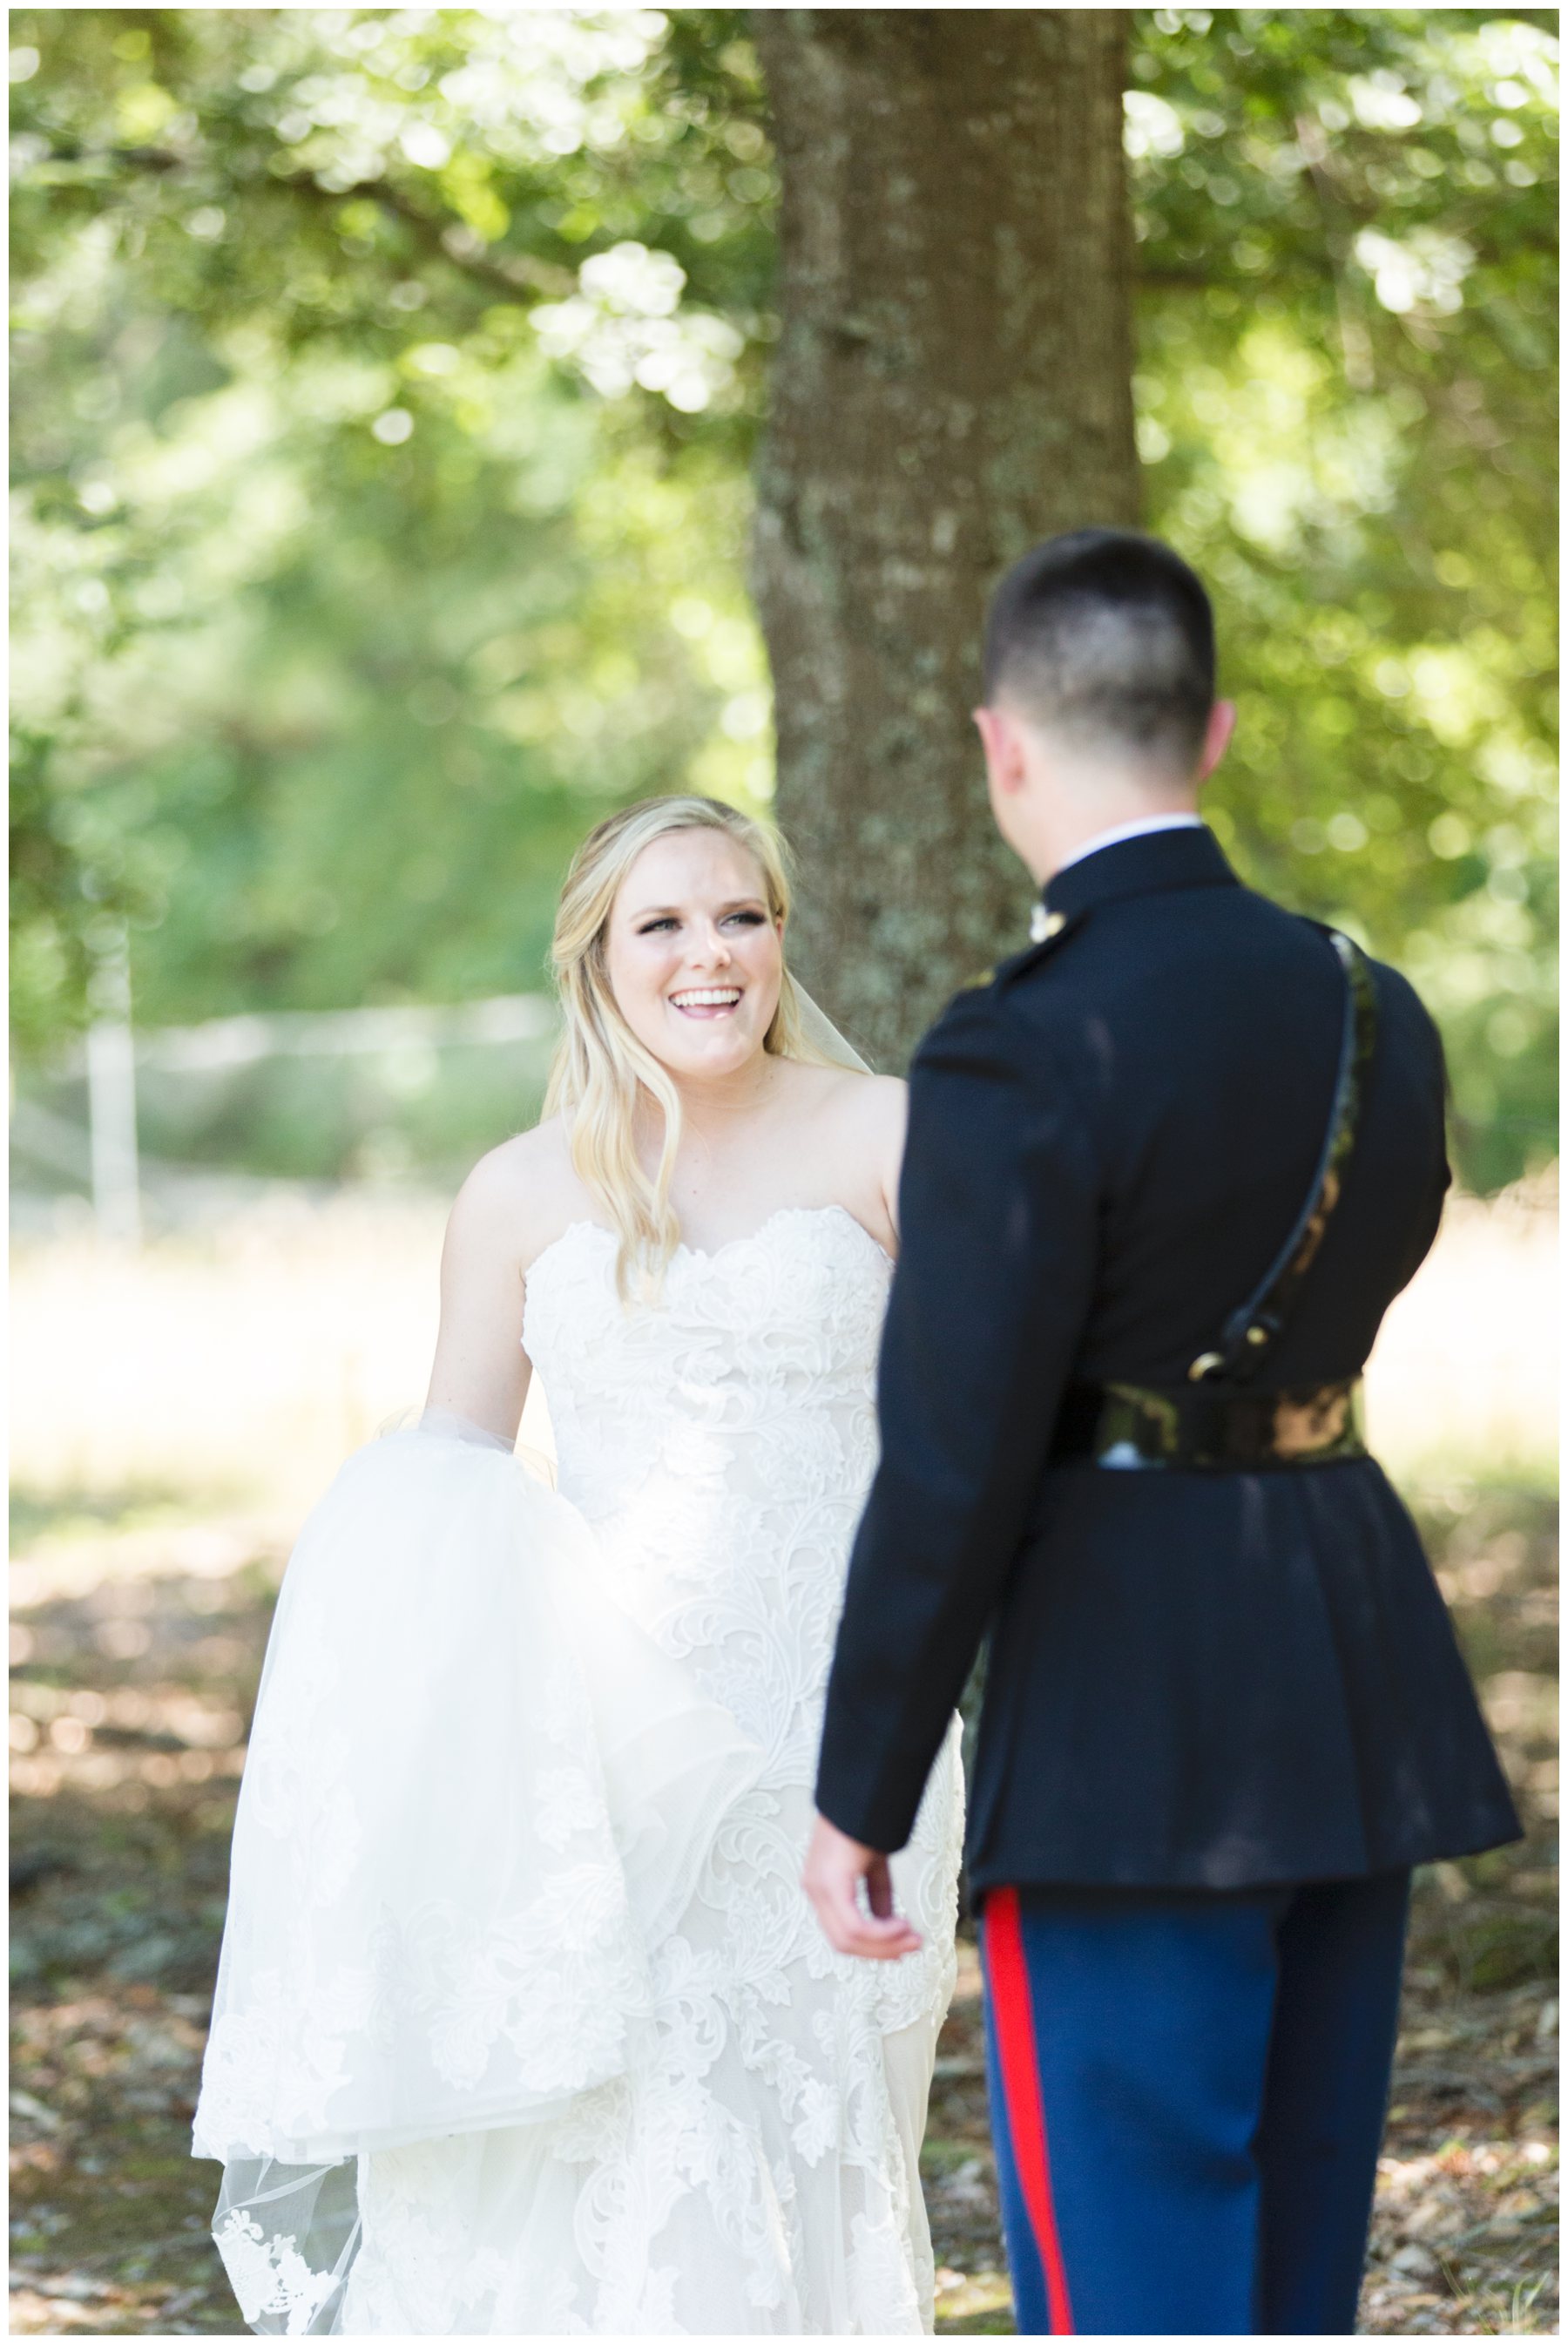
[973,705,1027,793]
[1197,699,1237,782]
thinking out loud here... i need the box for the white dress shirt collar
[1051,810,1205,877]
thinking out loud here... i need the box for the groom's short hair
[983,530,1216,773]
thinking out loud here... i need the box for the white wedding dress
[193,1202,964,2335]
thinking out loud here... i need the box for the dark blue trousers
[980,1869,1410,2335]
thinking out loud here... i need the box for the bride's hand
[802,1814,923,1961]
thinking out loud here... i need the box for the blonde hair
[543,795,836,1297]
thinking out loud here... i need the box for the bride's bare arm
[830,1071,908,1254]
[874,1076,909,1245]
[804,1067,909,1257]
[423,1146,536,1442]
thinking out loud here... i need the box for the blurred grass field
[10,1173,1558,2334]
[10,1167,1558,1523]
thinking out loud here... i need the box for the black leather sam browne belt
[1051,928,1379,1472]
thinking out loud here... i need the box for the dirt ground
[10,1483,1557,2336]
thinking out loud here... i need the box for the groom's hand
[802,1814,923,1961]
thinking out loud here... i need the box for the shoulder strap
[1190,927,1378,1386]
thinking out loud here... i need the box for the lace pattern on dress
[199,1206,963,2334]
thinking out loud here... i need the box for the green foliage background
[10,8,1558,1190]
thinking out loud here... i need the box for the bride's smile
[668,984,742,1017]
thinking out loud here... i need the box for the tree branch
[42,141,573,303]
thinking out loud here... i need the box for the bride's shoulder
[781,1056,903,1106]
[448,1117,580,1270]
[790,1061,907,1148]
[777,1062,907,1227]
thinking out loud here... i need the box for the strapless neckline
[525,1201,894,1284]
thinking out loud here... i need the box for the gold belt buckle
[1269,1380,1362,1461]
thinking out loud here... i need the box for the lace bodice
[524,1205,893,1788]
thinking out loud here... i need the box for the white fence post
[86,931,141,1245]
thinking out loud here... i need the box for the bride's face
[605,829,785,1081]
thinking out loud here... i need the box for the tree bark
[752,10,1139,1068]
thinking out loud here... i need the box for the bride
[193,794,965,2334]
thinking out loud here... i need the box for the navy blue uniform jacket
[814,825,1520,1890]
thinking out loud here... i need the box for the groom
[805,530,1519,2334]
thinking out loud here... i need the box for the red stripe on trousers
[986,1886,1075,2335]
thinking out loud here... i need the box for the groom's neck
[1020,775,1201,888]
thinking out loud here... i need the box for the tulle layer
[193,1421,764,2331]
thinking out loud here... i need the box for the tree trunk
[753,10,1139,1069]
